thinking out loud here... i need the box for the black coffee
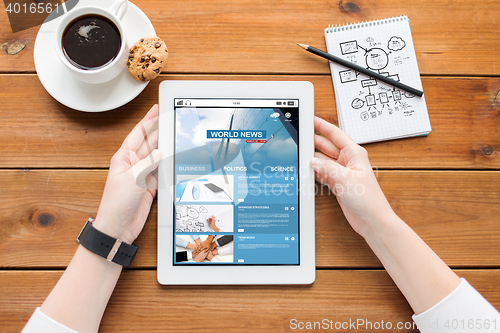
[62,14,121,70]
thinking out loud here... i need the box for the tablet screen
[173,98,299,265]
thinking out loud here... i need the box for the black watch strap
[77,218,139,267]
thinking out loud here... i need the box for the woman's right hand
[310,116,395,237]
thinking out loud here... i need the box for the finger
[136,128,159,160]
[314,116,356,150]
[150,168,159,185]
[131,149,162,187]
[197,249,207,257]
[314,170,329,186]
[315,134,341,160]
[145,173,158,198]
[122,105,159,152]
[314,151,337,162]
[310,155,345,183]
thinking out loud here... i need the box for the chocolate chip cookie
[127,36,168,82]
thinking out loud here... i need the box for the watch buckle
[107,239,123,262]
[76,218,94,244]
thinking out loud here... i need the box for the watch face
[192,184,200,200]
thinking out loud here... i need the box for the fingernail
[311,157,320,166]
[152,149,162,161]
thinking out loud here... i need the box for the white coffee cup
[55,0,128,84]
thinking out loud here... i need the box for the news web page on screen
[173,98,300,265]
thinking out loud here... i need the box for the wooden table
[1,0,499,332]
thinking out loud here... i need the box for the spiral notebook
[324,16,431,144]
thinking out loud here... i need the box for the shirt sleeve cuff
[22,307,79,333]
[412,278,500,333]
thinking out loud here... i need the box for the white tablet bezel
[157,80,315,285]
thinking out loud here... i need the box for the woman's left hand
[94,104,162,244]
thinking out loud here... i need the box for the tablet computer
[157,81,315,284]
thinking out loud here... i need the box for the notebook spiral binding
[324,15,407,34]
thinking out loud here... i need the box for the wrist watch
[77,217,139,267]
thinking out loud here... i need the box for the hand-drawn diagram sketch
[325,17,431,144]
[338,35,417,121]
[175,204,234,232]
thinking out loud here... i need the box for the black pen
[297,43,423,97]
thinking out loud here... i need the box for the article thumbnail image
[176,204,234,233]
[175,107,298,168]
[175,235,234,263]
[176,175,234,203]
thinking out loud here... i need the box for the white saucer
[34,0,156,112]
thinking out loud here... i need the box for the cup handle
[110,0,128,20]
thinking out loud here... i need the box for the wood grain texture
[1,269,499,333]
[1,169,498,269]
[1,1,499,332]
[0,75,498,169]
[1,0,500,75]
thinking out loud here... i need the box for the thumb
[310,157,345,184]
[132,149,162,187]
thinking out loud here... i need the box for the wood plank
[1,0,500,75]
[1,269,499,333]
[1,170,498,269]
[0,74,498,169]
